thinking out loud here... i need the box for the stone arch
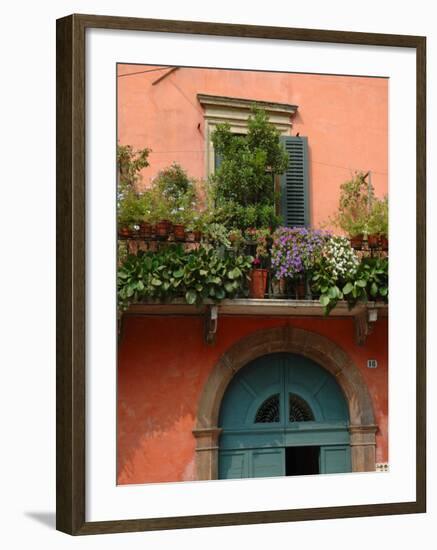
[193,326,377,479]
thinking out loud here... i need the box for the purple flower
[271,226,330,279]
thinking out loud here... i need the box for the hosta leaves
[328,286,338,299]
[228,267,242,280]
[215,288,226,300]
[185,290,198,304]
[370,282,378,297]
[343,282,353,295]
[117,244,252,309]
[225,282,236,293]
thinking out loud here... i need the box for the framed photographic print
[56,14,426,535]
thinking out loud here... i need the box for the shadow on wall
[117,315,219,485]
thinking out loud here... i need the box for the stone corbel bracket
[354,306,379,346]
[205,305,219,345]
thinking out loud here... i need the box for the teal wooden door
[218,353,351,479]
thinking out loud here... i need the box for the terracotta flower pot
[139,222,152,239]
[293,279,306,299]
[118,226,132,238]
[272,278,286,297]
[380,235,389,251]
[249,269,268,299]
[193,230,202,242]
[156,220,172,240]
[367,234,379,249]
[350,234,364,250]
[173,224,186,241]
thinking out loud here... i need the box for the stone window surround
[197,94,298,177]
[193,326,378,480]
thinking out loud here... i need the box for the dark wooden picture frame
[56,13,426,536]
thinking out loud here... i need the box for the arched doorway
[219,353,351,479]
[193,326,377,480]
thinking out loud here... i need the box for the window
[198,94,309,227]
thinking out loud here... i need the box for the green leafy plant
[117,246,184,309]
[311,236,359,314]
[228,229,245,251]
[209,200,282,231]
[148,163,201,226]
[181,247,253,305]
[117,245,253,309]
[118,191,145,229]
[154,163,193,199]
[367,196,388,237]
[310,237,388,314]
[203,223,231,248]
[117,144,151,229]
[210,107,288,227]
[332,171,374,237]
[245,228,271,267]
[342,257,388,307]
[117,144,150,196]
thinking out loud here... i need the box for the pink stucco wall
[117,64,388,228]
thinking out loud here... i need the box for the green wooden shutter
[280,136,309,227]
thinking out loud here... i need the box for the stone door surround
[193,326,377,479]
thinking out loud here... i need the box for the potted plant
[153,163,198,241]
[117,191,143,238]
[332,172,374,250]
[349,219,367,250]
[245,228,271,299]
[366,233,379,249]
[367,200,381,248]
[192,211,206,242]
[370,196,388,250]
[271,227,329,300]
[170,207,187,241]
[149,190,172,240]
[137,190,153,239]
[311,236,360,313]
[228,228,244,250]
[117,144,151,237]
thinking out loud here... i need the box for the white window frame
[197,94,298,177]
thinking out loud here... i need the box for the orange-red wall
[117,316,388,485]
[116,64,389,485]
[117,64,388,228]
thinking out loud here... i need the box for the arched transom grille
[289,393,314,422]
[255,394,280,423]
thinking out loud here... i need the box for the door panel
[252,448,285,477]
[319,445,352,474]
[219,451,248,479]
